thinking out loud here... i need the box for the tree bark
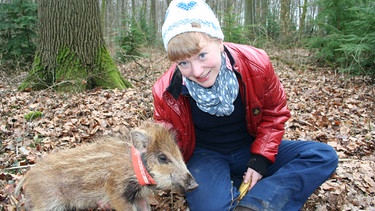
[280,0,292,44]
[151,0,157,33]
[245,0,255,26]
[19,0,131,92]
[299,0,308,38]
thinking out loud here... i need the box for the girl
[152,0,338,210]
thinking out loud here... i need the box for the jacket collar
[166,45,236,100]
[224,45,236,69]
[166,66,183,100]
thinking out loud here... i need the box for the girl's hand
[243,167,263,190]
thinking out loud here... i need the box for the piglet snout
[185,173,199,192]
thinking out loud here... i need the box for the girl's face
[176,39,224,88]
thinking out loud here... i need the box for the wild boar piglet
[16,122,198,211]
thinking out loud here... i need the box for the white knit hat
[162,0,224,50]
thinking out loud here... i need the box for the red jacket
[152,42,290,163]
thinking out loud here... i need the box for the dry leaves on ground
[0,48,374,210]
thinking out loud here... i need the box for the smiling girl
[152,0,338,210]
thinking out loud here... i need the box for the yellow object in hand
[238,179,251,201]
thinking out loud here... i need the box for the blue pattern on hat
[162,0,224,50]
[177,1,197,10]
[163,18,221,39]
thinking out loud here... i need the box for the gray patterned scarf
[184,53,239,117]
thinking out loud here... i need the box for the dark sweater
[184,86,271,175]
[187,89,254,154]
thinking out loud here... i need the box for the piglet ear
[130,130,150,152]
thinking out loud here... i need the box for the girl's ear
[219,40,224,52]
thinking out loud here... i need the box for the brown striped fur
[15,122,198,211]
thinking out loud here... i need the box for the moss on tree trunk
[18,53,49,91]
[92,47,132,90]
[19,47,131,92]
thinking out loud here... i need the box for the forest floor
[0,47,374,211]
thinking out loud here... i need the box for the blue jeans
[185,140,338,211]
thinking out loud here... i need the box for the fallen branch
[2,165,33,171]
[294,119,321,131]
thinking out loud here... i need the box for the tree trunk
[151,0,157,34]
[280,0,291,44]
[131,0,135,16]
[261,0,269,26]
[244,0,255,26]
[244,0,255,40]
[19,0,131,92]
[299,0,308,38]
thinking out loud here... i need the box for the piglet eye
[158,153,170,163]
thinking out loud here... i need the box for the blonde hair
[167,32,222,62]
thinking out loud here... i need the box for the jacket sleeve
[152,77,174,130]
[225,43,290,167]
[151,66,196,162]
[250,55,290,163]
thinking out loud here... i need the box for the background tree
[244,0,255,40]
[299,0,308,38]
[307,0,375,77]
[0,0,37,71]
[280,0,292,44]
[2,0,373,82]
[244,0,255,27]
[19,0,131,92]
